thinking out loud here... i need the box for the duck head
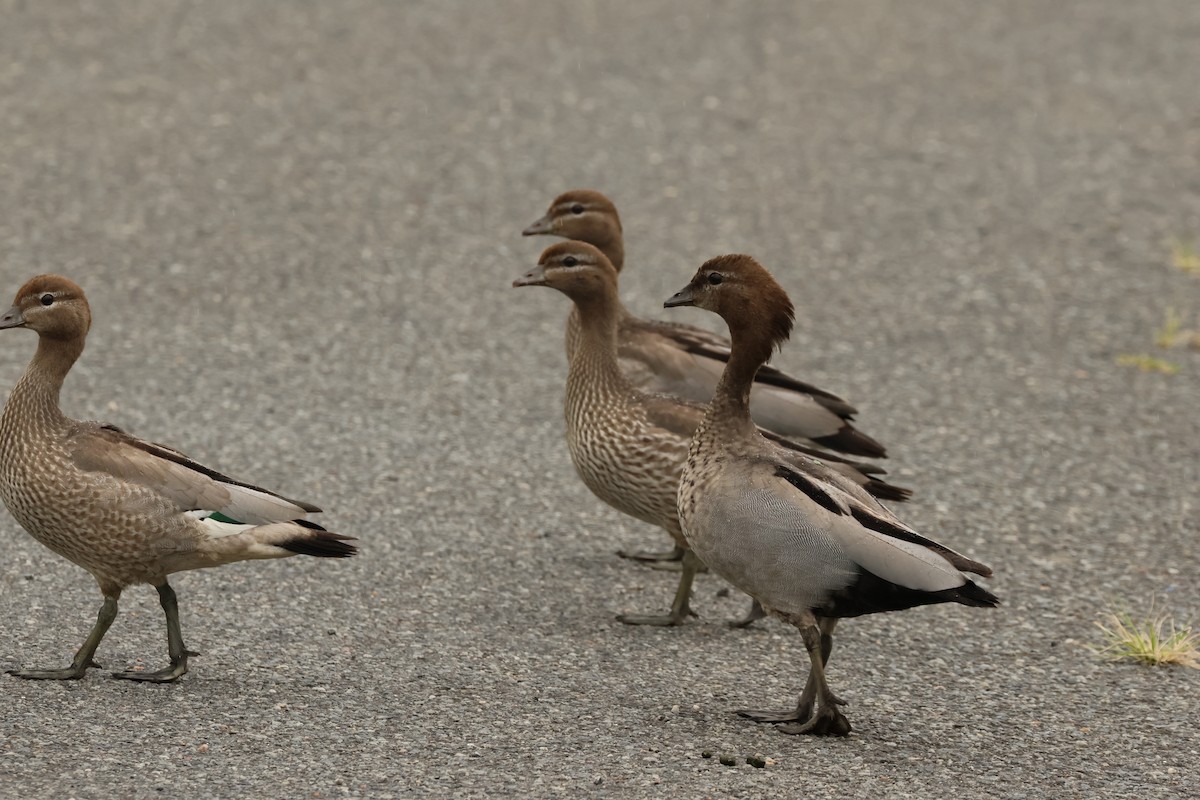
[0,275,92,341]
[512,241,619,303]
[665,254,794,350]
[522,190,624,271]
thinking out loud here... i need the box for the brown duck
[0,275,355,682]
[513,244,908,627]
[668,255,998,735]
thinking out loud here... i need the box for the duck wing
[67,422,320,524]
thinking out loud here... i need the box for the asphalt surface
[1,1,1198,797]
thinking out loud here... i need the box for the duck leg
[777,620,850,736]
[617,543,685,563]
[7,592,119,680]
[616,549,700,626]
[728,598,767,629]
[738,617,848,735]
[112,581,190,683]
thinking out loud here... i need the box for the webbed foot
[6,662,95,681]
[111,656,188,683]
[616,609,692,627]
[777,705,852,737]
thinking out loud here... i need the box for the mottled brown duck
[0,275,355,682]
[667,255,998,735]
[513,243,908,627]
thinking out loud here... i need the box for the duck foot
[616,609,693,627]
[7,595,117,680]
[110,582,190,683]
[616,545,684,563]
[111,657,188,683]
[777,706,852,737]
[728,598,767,628]
[737,707,812,724]
[7,662,97,681]
[616,550,700,627]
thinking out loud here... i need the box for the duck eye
[707,272,723,286]
[563,256,579,267]
[39,293,54,306]
[570,204,584,215]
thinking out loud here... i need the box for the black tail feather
[280,529,357,558]
[824,569,999,618]
[951,579,1001,608]
[864,479,913,503]
[810,426,888,459]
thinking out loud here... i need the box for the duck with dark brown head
[667,255,999,736]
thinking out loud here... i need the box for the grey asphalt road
[1,1,1198,797]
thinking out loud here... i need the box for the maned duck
[667,255,998,735]
[0,275,355,682]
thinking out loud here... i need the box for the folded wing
[68,422,320,524]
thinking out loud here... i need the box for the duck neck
[567,288,630,393]
[706,326,773,434]
[601,235,625,274]
[4,335,83,428]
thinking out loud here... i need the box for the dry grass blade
[1114,354,1180,374]
[1093,602,1200,668]
[1171,239,1200,275]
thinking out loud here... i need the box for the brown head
[0,275,92,342]
[664,254,794,351]
[512,241,620,306]
[522,190,624,271]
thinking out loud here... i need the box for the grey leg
[111,581,190,683]
[777,620,850,736]
[738,617,848,733]
[7,594,119,680]
[616,549,701,626]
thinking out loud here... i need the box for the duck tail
[278,519,357,558]
[188,517,357,566]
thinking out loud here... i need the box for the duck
[0,275,356,682]
[666,254,998,735]
[513,243,909,627]
[523,189,886,459]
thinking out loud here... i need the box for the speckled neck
[2,335,83,432]
[567,288,630,393]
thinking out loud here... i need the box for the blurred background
[0,1,1197,796]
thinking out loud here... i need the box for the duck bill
[0,305,25,329]
[521,214,555,236]
[512,266,549,288]
[663,285,697,308]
